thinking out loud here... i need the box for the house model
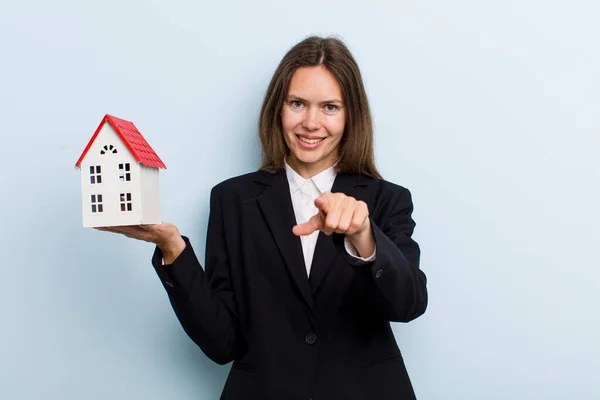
[75,114,166,228]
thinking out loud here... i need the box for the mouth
[296,134,326,146]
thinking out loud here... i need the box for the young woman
[99,36,428,400]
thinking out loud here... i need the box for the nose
[302,108,321,131]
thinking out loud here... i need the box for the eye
[324,104,340,114]
[290,100,303,109]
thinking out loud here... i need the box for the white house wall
[80,122,143,227]
[140,165,162,224]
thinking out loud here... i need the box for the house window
[119,163,131,182]
[89,165,102,184]
[120,193,132,211]
[100,145,117,155]
[91,194,103,213]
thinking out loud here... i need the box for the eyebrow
[287,94,343,105]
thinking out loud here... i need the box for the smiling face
[281,65,346,178]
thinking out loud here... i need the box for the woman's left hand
[292,192,371,238]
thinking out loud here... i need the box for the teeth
[298,136,324,144]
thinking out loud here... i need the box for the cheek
[281,108,300,133]
[327,116,346,140]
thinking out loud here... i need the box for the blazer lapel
[309,172,378,295]
[255,171,315,312]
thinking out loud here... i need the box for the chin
[292,151,322,164]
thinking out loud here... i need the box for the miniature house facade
[75,114,166,228]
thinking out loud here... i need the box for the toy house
[75,114,166,227]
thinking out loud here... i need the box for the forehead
[288,65,342,99]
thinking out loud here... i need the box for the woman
[99,36,428,399]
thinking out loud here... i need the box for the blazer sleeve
[152,186,242,365]
[333,185,427,323]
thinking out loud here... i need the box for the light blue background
[1,1,598,399]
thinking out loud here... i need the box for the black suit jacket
[152,170,428,400]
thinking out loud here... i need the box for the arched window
[100,145,118,155]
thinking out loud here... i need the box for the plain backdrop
[1,1,598,399]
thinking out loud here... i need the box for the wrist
[159,235,186,264]
[347,220,375,258]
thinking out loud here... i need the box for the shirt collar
[284,159,338,195]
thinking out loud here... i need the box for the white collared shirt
[285,161,376,277]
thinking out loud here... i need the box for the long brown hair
[258,36,382,179]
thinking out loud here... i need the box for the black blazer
[152,170,428,400]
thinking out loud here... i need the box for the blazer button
[374,269,383,279]
[305,333,318,345]
[165,281,174,288]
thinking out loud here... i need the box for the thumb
[292,213,322,236]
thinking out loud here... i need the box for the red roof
[75,114,166,169]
